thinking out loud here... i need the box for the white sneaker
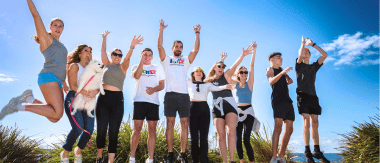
[278,157,286,163]
[129,157,135,163]
[0,89,33,120]
[60,151,69,163]
[145,158,153,163]
[74,147,82,163]
[270,157,278,163]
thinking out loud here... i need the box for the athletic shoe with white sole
[74,147,82,163]
[0,89,33,120]
[146,158,153,163]
[60,151,69,163]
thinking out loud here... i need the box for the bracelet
[130,46,135,49]
[312,43,316,47]
[195,31,200,34]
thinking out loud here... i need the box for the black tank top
[271,67,292,106]
[211,74,233,99]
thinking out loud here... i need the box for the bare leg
[272,118,283,158]
[25,82,64,122]
[225,113,238,162]
[214,118,228,163]
[166,117,175,152]
[130,120,144,157]
[302,113,311,146]
[97,148,103,159]
[310,114,319,145]
[180,117,189,153]
[108,153,115,163]
[147,120,158,159]
[278,120,294,158]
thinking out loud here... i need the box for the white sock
[26,96,35,104]
[129,157,135,162]
[17,104,26,111]
[148,159,153,163]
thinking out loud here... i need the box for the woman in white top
[188,67,233,163]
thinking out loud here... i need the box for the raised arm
[225,43,254,79]
[157,19,168,62]
[306,38,328,65]
[297,36,306,64]
[220,52,228,62]
[247,41,257,91]
[132,54,144,80]
[121,35,144,74]
[266,66,292,85]
[27,0,52,51]
[188,24,201,64]
[100,31,111,66]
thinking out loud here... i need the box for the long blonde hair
[32,18,64,44]
[205,65,217,82]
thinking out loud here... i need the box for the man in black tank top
[266,52,294,163]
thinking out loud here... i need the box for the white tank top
[77,63,85,85]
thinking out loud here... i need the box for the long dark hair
[67,44,91,64]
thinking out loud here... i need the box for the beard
[174,51,182,56]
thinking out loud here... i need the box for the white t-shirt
[161,55,192,94]
[188,81,227,101]
[131,64,165,105]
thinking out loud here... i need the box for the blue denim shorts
[38,72,63,88]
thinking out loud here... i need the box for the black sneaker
[312,151,330,163]
[96,157,104,163]
[304,152,315,163]
[166,153,175,163]
[177,153,188,163]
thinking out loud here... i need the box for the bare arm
[146,80,165,95]
[67,63,89,96]
[157,19,168,62]
[305,38,328,65]
[225,43,254,79]
[188,24,201,64]
[297,36,306,64]
[27,0,52,52]
[284,74,293,85]
[247,41,257,91]
[266,67,292,85]
[100,31,111,66]
[132,55,144,79]
[121,35,144,74]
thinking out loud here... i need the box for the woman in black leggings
[96,31,143,163]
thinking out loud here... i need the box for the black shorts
[212,101,238,119]
[164,92,190,118]
[133,102,159,121]
[272,101,295,121]
[297,92,322,115]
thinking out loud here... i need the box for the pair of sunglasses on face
[217,65,226,69]
[111,53,123,57]
[239,71,248,74]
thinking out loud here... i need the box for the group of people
[0,0,331,163]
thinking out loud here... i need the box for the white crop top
[188,81,227,101]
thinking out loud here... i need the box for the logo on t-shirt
[142,70,156,76]
[169,58,185,66]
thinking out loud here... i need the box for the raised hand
[281,67,293,75]
[131,35,144,47]
[220,52,228,62]
[159,19,168,30]
[302,36,306,44]
[305,38,314,46]
[242,44,254,56]
[193,24,201,33]
[251,41,257,52]
[101,30,110,38]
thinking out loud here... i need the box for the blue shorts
[38,72,63,88]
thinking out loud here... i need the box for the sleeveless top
[69,63,85,92]
[102,64,125,90]
[211,74,233,99]
[39,38,68,81]
[235,83,252,104]
[271,67,292,106]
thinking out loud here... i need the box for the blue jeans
[62,91,95,151]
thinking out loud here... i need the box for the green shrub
[338,110,379,162]
[0,124,50,163]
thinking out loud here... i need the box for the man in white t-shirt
[129,48,165,163]
[157,19,201,163]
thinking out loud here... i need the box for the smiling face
[141,50,153,65]
[302,48,311,63]
[49,20,64,38]
[213,64,226,77]
[79,46,93,65]
[237,67,248,82]
[110,50,122,64]
[171,42,183,57]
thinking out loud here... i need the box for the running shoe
[146,158,153,163]
[60,151,69,163]
[270,157,278,163]
[74,147,82,163]
[129,157,135,163]
[278,157,286,163]
[0,89,33,120]
[312,151,330,163]
[177,153,188,163]
[96,157,104,163]
[166,153,175,163]
[304,151,315,163]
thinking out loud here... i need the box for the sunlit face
[213,64,225,77]
[271,55,283,66]
[171,42,183,56]
[237,67,248,81]
[79,46,93,64]
[111,50,122,64]
[141,51,153,65]
[194,69,204,78]
[302,50,311,62]
[49,20,64,38]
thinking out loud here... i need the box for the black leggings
[96,90,124,153]
[189,101,210,163]
[236,107,255,161]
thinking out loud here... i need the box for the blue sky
[0,0,378,153]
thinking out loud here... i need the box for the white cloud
[320,32,379,66]
[324,56,336,63]
[0,73,17,82]
[0,30,6,35]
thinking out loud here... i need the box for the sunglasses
[239,71,248,74]
[111,53,123,57]
[217,65,226,69]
